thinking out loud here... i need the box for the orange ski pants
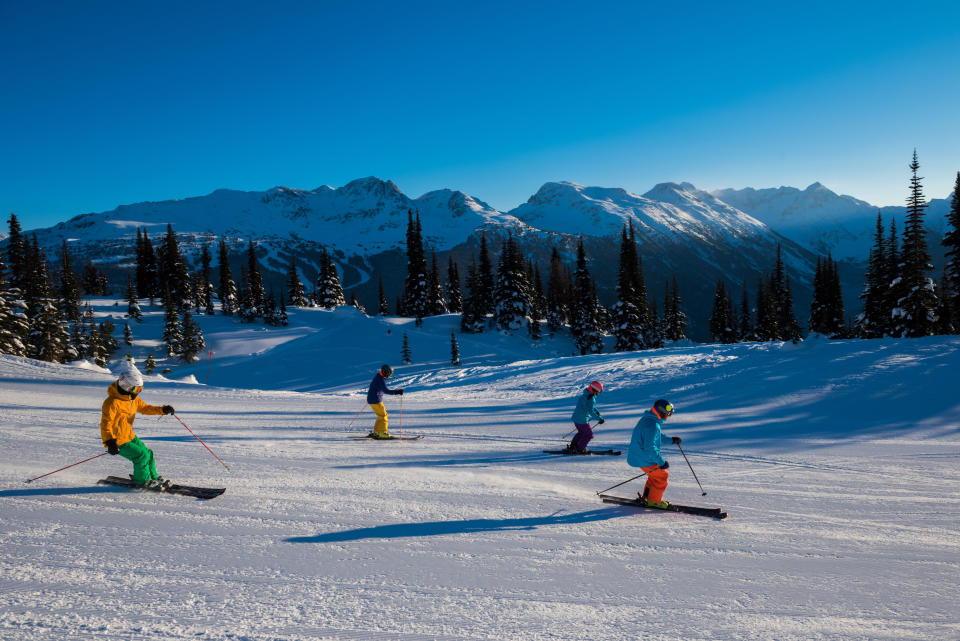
[642,465,669,503]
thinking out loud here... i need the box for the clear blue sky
[2,0,959,231]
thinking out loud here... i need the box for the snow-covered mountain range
[714,182,953,261]
[13,176,954,338]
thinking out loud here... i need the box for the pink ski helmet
[588,381,603,395]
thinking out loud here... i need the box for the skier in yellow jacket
[101,363,175,489]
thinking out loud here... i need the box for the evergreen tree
[96,319,119,366]
[217,239,235,315]
[571,240,603,355]
[200,244,215,315]
[6,213,28,292]
[58,240,82,323]
[663,276,688,342]
[935,267,955,334]
[943,171,960,321]
[709,280,736,343]
[0,252,28,356]
[276,293,289,326]
[349,291,367,315]
[401,332,412,364]
[754,275,776,341]
[126,274,142,321]
[286,255,308,307]
[73,305,95,360]
[613,226,644,351]
[460,260,484,333]
[739,282,754,341]
[893,150,938,337]
[445,257,462,314]
[401,210,429,323]
[245,239,265,315]
[25,239,72,362]
[884,216,902,336]
[123,321,133,347]
[378,276,389,316]
[546,247,570,333]
[857,213,888,338]
[81,260,109,296]
[140,229,159,301]
[162,286,183,356]
[179,308,204,362]
[450,332,461,366]
[476,232,495,321]
[646,295,664,348]
[771,244,800,341]
[262,290,280,326]
[494,235,530,331]
[317,246,345,309]
[144,351,157,375]
[428,253,447,316]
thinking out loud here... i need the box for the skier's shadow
[285,508,624,543]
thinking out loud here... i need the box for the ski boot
[155,476,173,490]
[369,432,392,440]
[141,478,163,490]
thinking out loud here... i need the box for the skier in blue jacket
[565,381,604,453]
[367,364,403,439]
[627,399,681,508]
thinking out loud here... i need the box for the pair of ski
[598,493,727,519]
[350,434,423,441]
[97,475,225,500]
[543,448,620,456]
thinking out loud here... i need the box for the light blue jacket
[571,389,602,424]
[627,409,668,468]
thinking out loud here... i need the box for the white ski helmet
[117,363,144,394]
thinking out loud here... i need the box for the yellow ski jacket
[100,382,164,446]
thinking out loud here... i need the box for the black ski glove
[671,436,682,445]
[162,405,175,415]
[660,460,670,470]
[396,389,404,395]
[105,439,119,455]
[597,418,605,424]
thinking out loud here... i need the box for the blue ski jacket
[571,389,603,424]
[367,372,399,405]
[627,409,668,468]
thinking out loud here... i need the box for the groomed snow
[1,304,958,640]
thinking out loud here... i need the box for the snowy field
[1,304,959,640]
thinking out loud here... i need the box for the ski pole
[172,414,230,470]
[24,452,108,484]
[345,404,367,431]
[676,442,707,496]
[398,393,403,439]
[596,471,650,496]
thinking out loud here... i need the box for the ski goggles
[131,385,143,394]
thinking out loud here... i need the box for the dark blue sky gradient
[2,1,959,230]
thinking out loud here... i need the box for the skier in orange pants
[626,399,682,508]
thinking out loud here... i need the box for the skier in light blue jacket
[565,381,604,453]
[627,399,681,508]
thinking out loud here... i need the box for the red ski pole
[24,452,108,484]
[172,414,230,470]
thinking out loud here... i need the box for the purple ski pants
[570,422,593,451]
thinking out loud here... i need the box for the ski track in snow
[1,318,959,640]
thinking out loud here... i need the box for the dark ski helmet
[380,364,394,377]
[653,399,674,418]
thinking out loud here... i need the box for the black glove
[660,460,670,470]
[162,405,175,415]
[105,439,119,455]
[396,389,404,395]
[597,418,605,425]
[671,436,682,445]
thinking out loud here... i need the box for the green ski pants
[118,436,158,485]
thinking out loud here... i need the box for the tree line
[2,151,959,367]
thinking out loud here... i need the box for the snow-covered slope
[714,183,953,261]
[1,304,958,640]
